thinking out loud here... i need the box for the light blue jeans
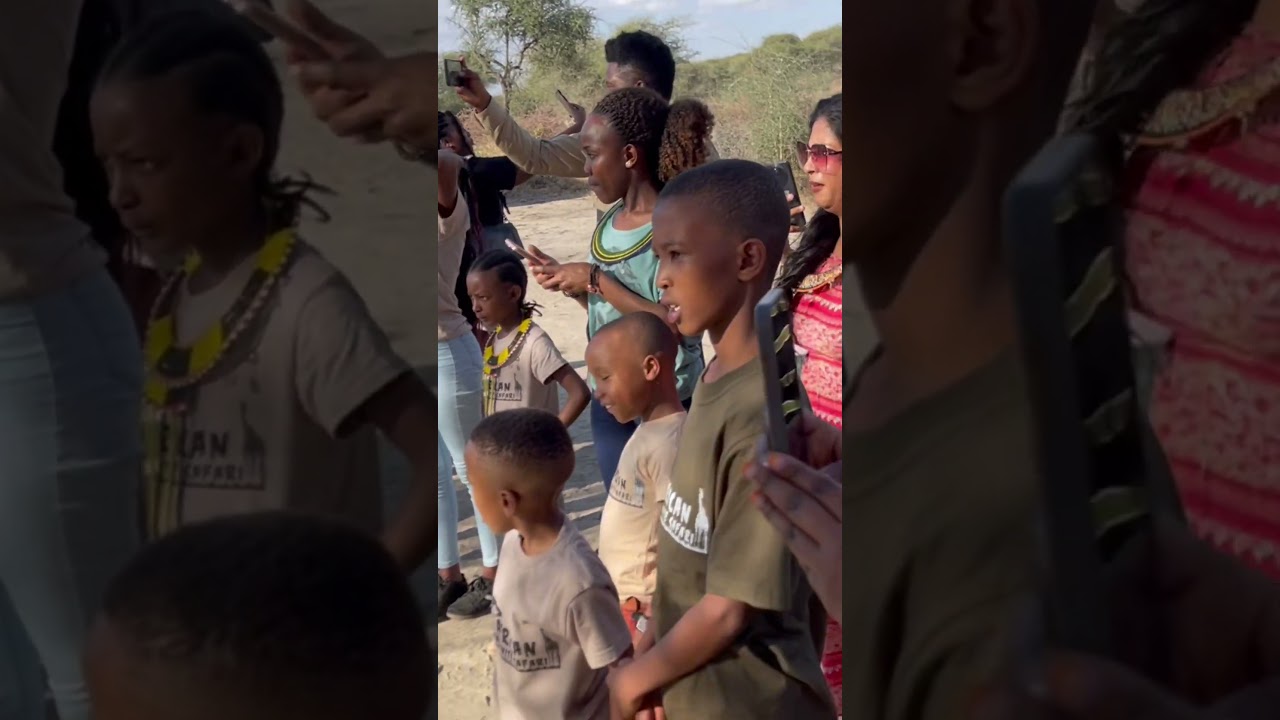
[0,268,142,720]
[437,333,498,569]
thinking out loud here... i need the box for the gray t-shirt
[492,522,632,720]
[487,323,568,416]
[146,241,409,535]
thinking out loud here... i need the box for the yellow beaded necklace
[140,228,297,539]
[481,318,533,415]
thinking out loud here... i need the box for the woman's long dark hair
[776,94,842,296]
[1071,0,1258,141]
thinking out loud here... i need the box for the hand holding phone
[555,89,573,112]
[444,58,465,88]
[505,239,539,264]
[230,0,331,60]
[771,162,806,229]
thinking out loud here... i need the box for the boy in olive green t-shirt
[607,161,836,720]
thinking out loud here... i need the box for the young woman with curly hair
[1073,0,1280,579]
[526,88,711,491]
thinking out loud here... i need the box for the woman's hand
[744,449,842,625]
[535,262,590,296]
[293,51,437,150]
[454,58,494,111]
[283,0,383,138]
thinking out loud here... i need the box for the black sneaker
[446,576,494,619]
[438,575,467,620]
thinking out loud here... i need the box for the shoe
[446,576,495,619]
[438,575,467,619]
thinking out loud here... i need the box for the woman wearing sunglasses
[774,92,843,715]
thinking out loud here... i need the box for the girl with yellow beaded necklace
[91,10,439,573]
[466,250,590,425]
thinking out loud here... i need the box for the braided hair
[776,94,842,296]
[99,9,330,233]
[591,88,714,189]
[470,249,542,319]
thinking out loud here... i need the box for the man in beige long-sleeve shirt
[456,30,718,219]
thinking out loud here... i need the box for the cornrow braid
[592,88,714,189]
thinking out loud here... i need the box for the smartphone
[444,58,465,88]
[754,288,805,454]
[771,162,806,229]
[505,239,539,264]
[229,0,330,59]
[555,89,574,112]
[1003,132,1183,659]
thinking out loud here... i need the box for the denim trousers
[0,268,142,720]
[437,333,498,569]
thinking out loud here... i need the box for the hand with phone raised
[452,57,494,112]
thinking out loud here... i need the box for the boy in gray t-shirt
[465,409,633,720]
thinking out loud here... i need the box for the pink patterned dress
[792,253,842,714]
[1124,29,1280,579]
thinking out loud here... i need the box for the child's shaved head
[593,311,679,362]
[470,408,575,495]
[85,512,429,720]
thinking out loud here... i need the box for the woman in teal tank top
[526,88,713,489]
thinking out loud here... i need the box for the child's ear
[737,238,768,283]
[223,123,265,181]
[508,284,523,305]
[642,354,661,381]
[500,489,518,519]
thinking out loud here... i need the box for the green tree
[453,0,595,108]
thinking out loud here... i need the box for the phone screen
[754,288,805,453]
[444,59,465,87]
[772,162,806,228]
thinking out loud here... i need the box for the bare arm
[550,364,590,427]
[620,594,749,696]
[358,373,438,571]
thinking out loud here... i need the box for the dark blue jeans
[590,396,693,492]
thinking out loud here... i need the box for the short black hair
[595,312,679,361]
[605,30,677,100]
[471,408,574,468]
[99,9,327,230]
[658,159,790,274]
[100,512,428,719]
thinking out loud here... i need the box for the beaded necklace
[481,318,533,416]
[140,229,297,539]
[590,203,653,265]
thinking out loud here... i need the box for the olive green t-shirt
[653,356,835,720]
[843,351,1040,720]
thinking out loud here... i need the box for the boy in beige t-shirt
[465,409,634,720]
[586,313,686,646]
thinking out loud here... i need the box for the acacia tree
[453,0,595,107]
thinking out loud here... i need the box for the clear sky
[438,0,841,61]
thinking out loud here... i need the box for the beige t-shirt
[153,242,409,534]
[653,357,835,720]
[0,1,103,299]
[492,523,633,720]
[488,323,568,416]
[438,190,472,342]
[597,411,685,602]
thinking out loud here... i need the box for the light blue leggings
[0,268,142,720]
[437,333,498,569]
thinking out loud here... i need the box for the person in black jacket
[438,110,531,253]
